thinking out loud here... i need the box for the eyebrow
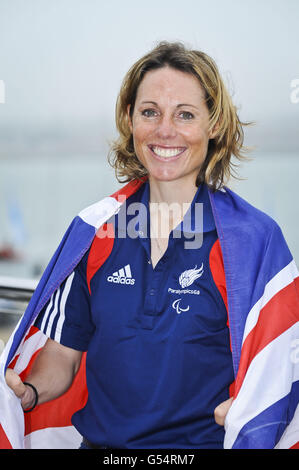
[140,100,199,110]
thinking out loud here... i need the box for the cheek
[131,128,150,164]
[132,129,146,152]
[132,121,154,149]
[182,126,209,147]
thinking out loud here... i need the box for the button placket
[141,261,167,329]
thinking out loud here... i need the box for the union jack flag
[0,179,298,449]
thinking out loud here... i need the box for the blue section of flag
[232,380,299,449]
[210,187,293,373]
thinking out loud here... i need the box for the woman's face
[128,66,215,187]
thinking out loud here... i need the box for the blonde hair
[109,41,252,191]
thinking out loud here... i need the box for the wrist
[22,382,39,412]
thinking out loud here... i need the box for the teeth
[152,146,184,158]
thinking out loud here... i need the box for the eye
[141,108,158,118]
[178,111,194,120]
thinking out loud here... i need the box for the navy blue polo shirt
[35,182,234,449]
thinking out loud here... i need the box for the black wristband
[23,382,39,413]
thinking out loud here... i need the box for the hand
[5,368,36,410]
[214,397,234,426]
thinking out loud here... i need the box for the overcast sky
[0,0,298,152]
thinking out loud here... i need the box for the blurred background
[0,0,298,349]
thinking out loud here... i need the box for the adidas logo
[107,264,135,285]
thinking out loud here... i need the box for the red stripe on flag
[235,276,299,397]
[24,325,40,342]
[110,177,147,201]
[19,348,43,380]
[8,326,41,370]
[229,381,235,397]
[290,441,299,449]
[23,352,88,435]
[0,423,13,449]
[8,354,19,370]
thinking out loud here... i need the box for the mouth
[148,145,186,160]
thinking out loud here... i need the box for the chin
[149,166,198,183]
[149,171,180,183]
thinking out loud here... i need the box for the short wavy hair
[109,41,251,191]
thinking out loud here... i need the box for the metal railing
[0,276,38,353]
[0,276,38,316]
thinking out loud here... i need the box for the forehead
[135,66,206,104]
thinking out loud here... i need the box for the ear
[127,104,133,133]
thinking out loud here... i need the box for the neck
[148,176,198,206]
[148,177,199,237]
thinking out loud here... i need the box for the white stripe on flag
[24,425,82,449]
[0,379,25,448]
[13,330,47,375]
[78,196,122,230]
[224,322,299,448]
[0,318,26,448]
[242,260,299,345]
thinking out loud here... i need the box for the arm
[5,338,82,411]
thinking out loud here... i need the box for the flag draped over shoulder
[210,188,299,449]
[0,179,298,449]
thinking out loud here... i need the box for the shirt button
[149,289,155,295]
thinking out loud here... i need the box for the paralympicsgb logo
[178,264,204,288]
[171,264,204,314]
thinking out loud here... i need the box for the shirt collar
[112,181,216,238]
[138,181,215,236]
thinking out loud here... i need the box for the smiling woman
[127,67,214,188]
[110,41,251,191]
[3,41,299,451]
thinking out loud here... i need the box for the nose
[156,113,177,140]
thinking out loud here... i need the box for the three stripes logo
[107,264,135,285]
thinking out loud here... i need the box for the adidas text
[107,276,135,285]
[107,264,135,285]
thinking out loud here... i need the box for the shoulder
[77,179,147,230]
[78,196,122,230]
[209,185,291,262]
[210,185,281,235]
